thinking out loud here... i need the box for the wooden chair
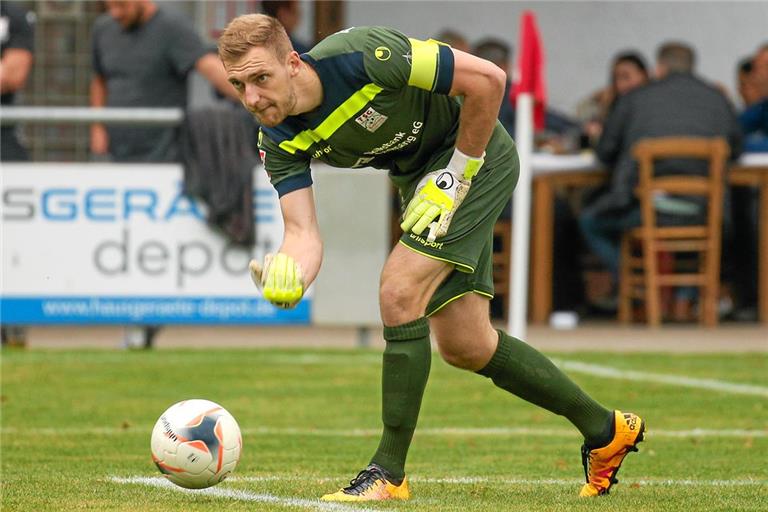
[618,137,730,327]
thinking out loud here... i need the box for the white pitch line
[553,358,768,398]
[114,474,768,489]
[228,475,768,487]
[5,426,768,438]
[109,476,383,512]
[231,475,768,487]
[246,354,768,398]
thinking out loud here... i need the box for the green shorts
[398,128,519,316]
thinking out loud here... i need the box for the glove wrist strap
[448,148,485,181]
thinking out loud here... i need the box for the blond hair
[218,14,293,64]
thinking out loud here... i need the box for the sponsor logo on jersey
[365,121,423,156]
[312,144,333,159]
[374,46,391,61]
[355,107,388,133]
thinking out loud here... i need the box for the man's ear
[287,50,301,76]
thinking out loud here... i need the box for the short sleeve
[164,12,208,77]
[5,3,34,52]
[258,129,313,197]
[91,17,105,76]
[362,27,454,95]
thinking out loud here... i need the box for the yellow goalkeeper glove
[249,253,304,309]
[400,149,484,242]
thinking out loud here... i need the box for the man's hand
[249,253,304,309]
[400,149,484,242]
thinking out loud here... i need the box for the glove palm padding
[249,253,304,309]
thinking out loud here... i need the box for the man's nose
[244,84,261,107]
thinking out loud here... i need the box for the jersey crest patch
[355,107,388,133]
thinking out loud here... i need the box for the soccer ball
[150,399,242,489]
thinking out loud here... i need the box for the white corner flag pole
[508,93,534,338]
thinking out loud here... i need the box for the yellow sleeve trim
[407,38,439,91]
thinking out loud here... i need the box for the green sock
[477,330,612,446]
[370,317,431,481]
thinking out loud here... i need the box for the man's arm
[0,48,33,94]
[89,75,109,155]
[400,48,506,240]
[277,186,324,288]
[250,186,322,308]
[196,53,239,101]
[596,96,630,165]
[448,49,508,157]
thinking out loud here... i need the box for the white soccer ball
[150,399,242,489]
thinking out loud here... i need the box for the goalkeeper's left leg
[430,292,644,497]
[430,292,614,446]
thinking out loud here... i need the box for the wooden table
[529,152,768,324]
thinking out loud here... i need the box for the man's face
[753,49,768,98]
[738,69,761,106]
[225,46,299,127]
[105,0,144,30]
[613,61,647,96]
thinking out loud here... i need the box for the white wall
[346,1,768,114]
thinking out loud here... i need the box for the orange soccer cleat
[321,464,410,502]
[579,410,645,497]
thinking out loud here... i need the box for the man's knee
[379,275,426,324]
[435,338,482,369]
[434,331,494,370]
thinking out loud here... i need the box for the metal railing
[0,106,184,126]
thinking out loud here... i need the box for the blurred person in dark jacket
[736,57,761,108]
[578,42,742,317]
[1,1,34,162]
[579,51,650,146]
[727,48,768,320]
[1,1,34,347]
[739,44,768,152]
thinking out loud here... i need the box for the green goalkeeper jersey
[258,26,516,197]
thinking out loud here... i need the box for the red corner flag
[511,11,546,131]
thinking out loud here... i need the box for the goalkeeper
[219,14,644,500]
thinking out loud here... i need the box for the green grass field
[2,347,767,511]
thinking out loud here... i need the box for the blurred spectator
[1,0,34,347]
[579,42,742,318]
[434,29,470,53]
[90,0,237,163]
[579,51,649,145]
[473,38,583,314]
[736,57,761,107]
[726,48,768,320]
[752,43,768,96]
[261,1,311,54]
[472,37,578,140]
[1,1,34,162]
[90,0,237,348]
[738,44,768,152]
